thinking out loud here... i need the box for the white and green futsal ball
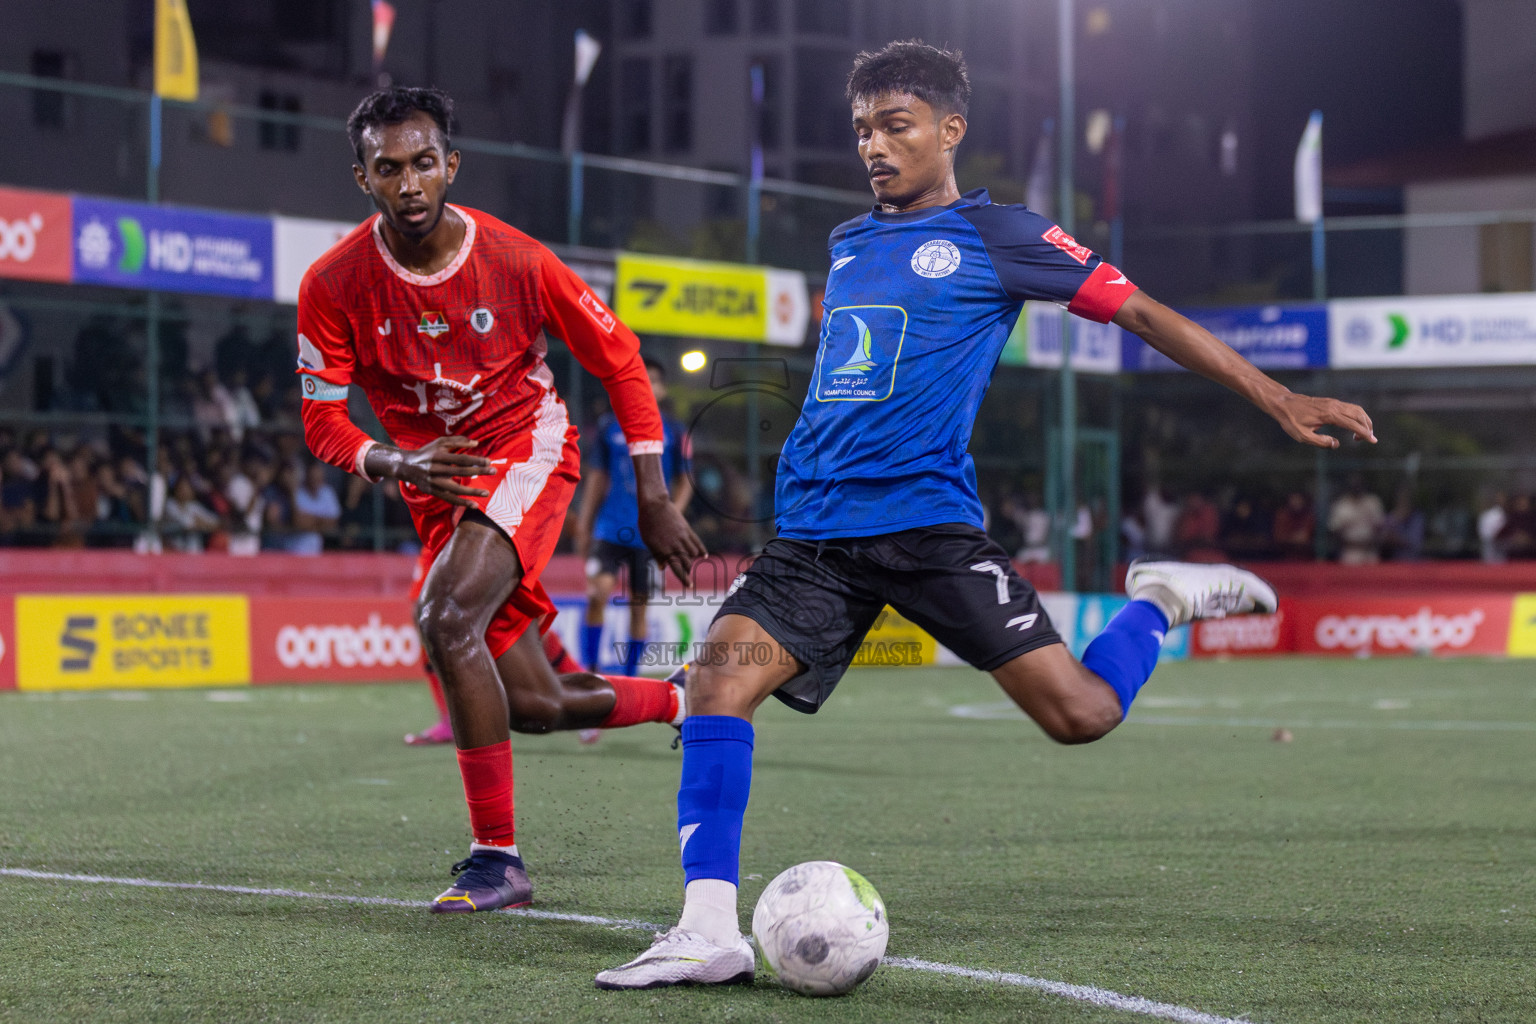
[751,860,888,996]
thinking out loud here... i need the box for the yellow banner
[17,595,249,690]
[155,0,200,101]
[852,606,938,667]
[615,253,770,341]
[1509,594,1536,657]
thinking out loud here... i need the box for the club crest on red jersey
[469,307,495,334]
[417,311,450,338]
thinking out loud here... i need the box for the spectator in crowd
[1221,496,1273,561]
[1383,486,1426,562]
[287,462,341,555]
[1497,493,1536,559]
[1478,491,1508,563]
[1121,508,1147,563]
[1272,490,1315,560]
[1328,474,1386,565]
[192,369,242,444]
[262,463,298,551]
[1173,491,1222,561]
[0,449,39,544]
[1142,483,1179,557]
[161,475,220,553]
[224,454,266,556]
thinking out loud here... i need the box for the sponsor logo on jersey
[910,239,961,278]
[417,311,450,337]
[402,362,488,430]
[580,291,616,333]
[1043,225,1092,265]
[831,254,857,272]
[469,307,495,333]
[377,319,392,336]
[829,313,878,375]
[814,305,907,402]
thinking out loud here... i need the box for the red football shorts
[405,402,580,660]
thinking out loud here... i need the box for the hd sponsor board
[14,594,250,690]
[1331,294,1536,368]
[614,252,809,345]
[72,196,273,299]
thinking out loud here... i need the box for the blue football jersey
[591,411,690,547]
[775,189,1137,540]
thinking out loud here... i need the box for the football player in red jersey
[298,87,705,913]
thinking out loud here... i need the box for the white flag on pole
[1294,110,1323,224]
[1026,118,1055,218]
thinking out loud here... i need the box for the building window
[705,0,739,35]
[1481,222,1535,293]
[751,0,781,33]
[258,91,302,152]
[662,56,693,152]
[751,56,783,151]
[795,47,851,147]
[30,50,74,131]
[618,58,653,154]
[794,0,849,35]
[619,0,653,40]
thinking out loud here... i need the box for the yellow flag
[154,0,199,101]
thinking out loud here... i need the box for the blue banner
[71,197,273,299]
[1122,303,1329,372]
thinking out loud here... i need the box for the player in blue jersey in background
[597,42,1377,989]
[574,357,693,679]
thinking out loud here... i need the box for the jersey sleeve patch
[1042,226,1093,266]
[299,372,348,402]
[579,291,617,333]
[1067,261,1138,324]
[297,333,327,371]
[628,440,665,456]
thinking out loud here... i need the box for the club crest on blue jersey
[814,305,907,402]
[910,239,961,278]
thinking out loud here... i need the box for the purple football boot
[430,847,533,913]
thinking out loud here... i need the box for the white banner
[273,216,360,304]
[1016,301,1123,374]
[1330,293,1536,368]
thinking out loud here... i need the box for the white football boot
[594,927,755,990]
[1124,561,1278,628]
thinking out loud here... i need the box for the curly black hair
[346,87,458,163]
[846,41,970,118]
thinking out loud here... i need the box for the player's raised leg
[491,624,685,735]
[594,613,792,990]
[991,561,1277,741]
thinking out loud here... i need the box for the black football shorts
[715,522,1062,713]
[587,538,659,600]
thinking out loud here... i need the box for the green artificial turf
[1,659,1532,1023]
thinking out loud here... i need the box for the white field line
[948,702,1536,732]
[0,867,1257,1024]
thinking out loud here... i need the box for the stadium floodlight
[681,350,708,373]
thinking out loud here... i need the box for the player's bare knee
[415,591,479,663]
[1042,698,1122,745]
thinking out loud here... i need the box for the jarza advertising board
[614,253,808,345]
[14,595,250,690]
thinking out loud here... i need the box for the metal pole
[745,388,762,551]
[1311,216,1327,300]
[746,63,764,264]
[1057,0,1077,592]
[567,150,584,246]
[146,93,162,542]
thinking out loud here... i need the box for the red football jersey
[296,205,662,476]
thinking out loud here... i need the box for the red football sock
[455,740,515,847]
[600,675,680,729]
[541,630,582,675]
[425,669,448,717]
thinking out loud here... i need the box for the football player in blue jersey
[597,41,1376,989]
[574,358,693,679]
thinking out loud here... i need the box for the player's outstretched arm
[633,453,707,585]
[1112,290,1377,449]
[362,437,493,508]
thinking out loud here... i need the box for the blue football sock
[580,622,603,672]
[624,627,646,677]
[1081,599,1170,718]
[677,716,754,886]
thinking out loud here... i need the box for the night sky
[1251,0,1463,218]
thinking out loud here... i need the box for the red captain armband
[1068,262,1138,324]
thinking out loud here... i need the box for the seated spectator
[1383,486,1425,562]
[288,462,341,555]
[224,454,267,557]
[1497,493,1536,560]
[1222,497,1273,561]
[192,369,241,444]
[1273,490,1315,560]
[1174,491,1222,561]
[1328,475,1385,565]
[0,449,39,544]
[262,463,298,551]
[161,475,220,553]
